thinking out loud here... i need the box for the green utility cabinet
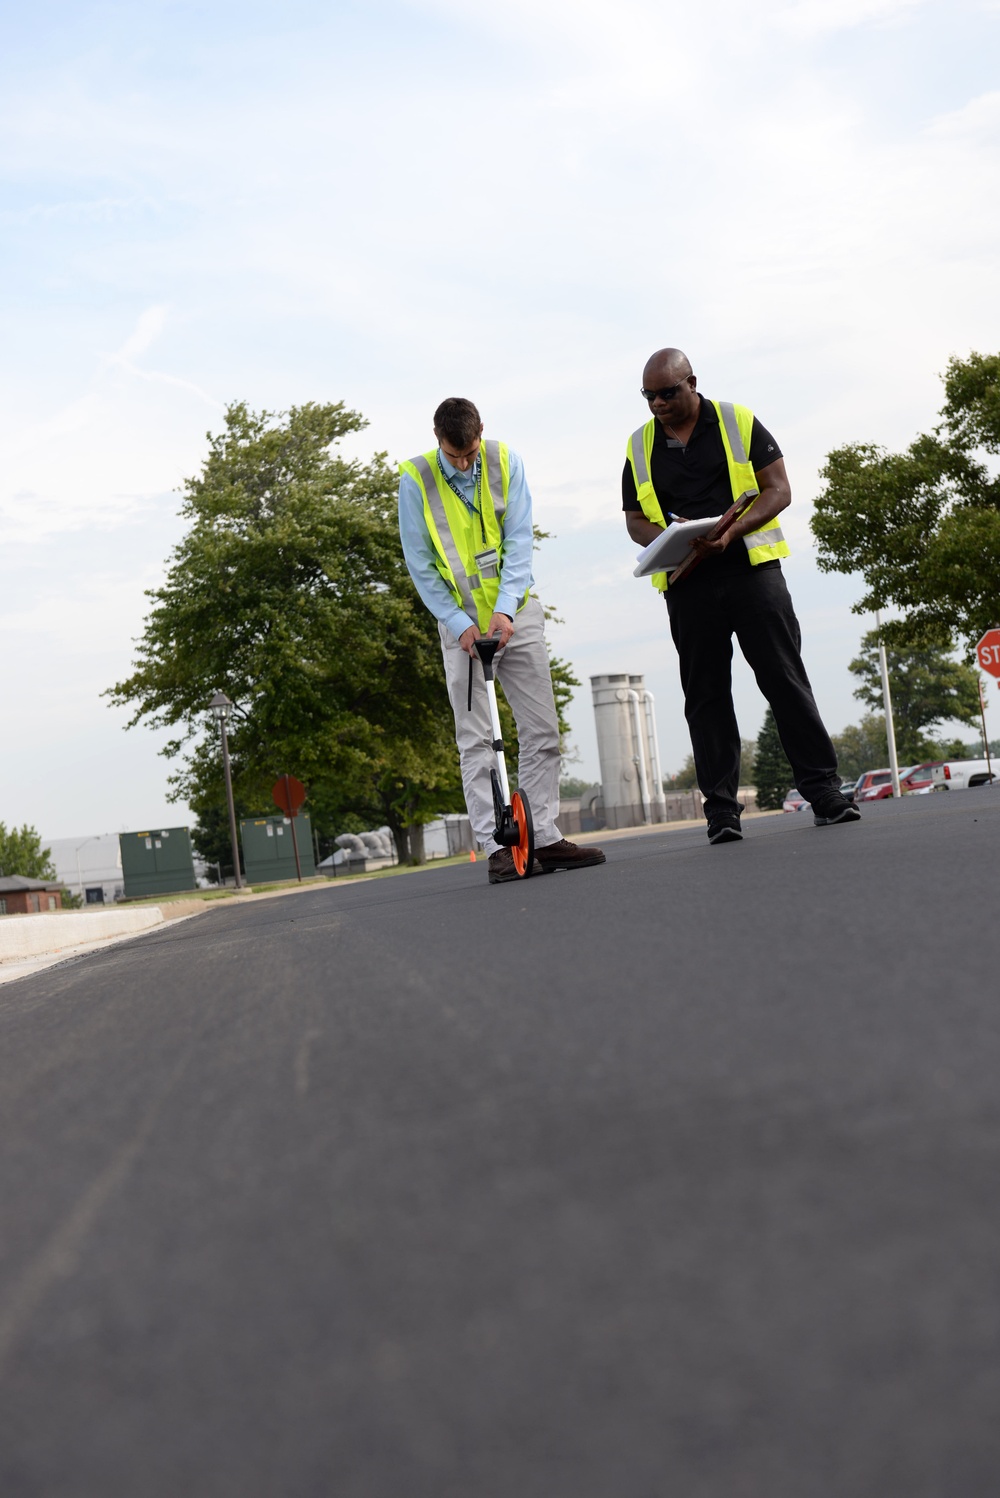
[120,826,197,898]
[240,814,316,883]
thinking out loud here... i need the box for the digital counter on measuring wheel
[468,634,535,878]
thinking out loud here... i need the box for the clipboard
[633,490,761,586]
[633,517,722,577]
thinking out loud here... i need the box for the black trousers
[665,565,841,820]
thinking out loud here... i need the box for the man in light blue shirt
[398,397,605,884]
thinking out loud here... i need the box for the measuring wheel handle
[510,788,535,878]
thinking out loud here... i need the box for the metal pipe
[640,690,665,819]
[978,676,993,781]
[625,690,651,824]
[876,610,901,798]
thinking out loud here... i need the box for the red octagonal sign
[272,774,307,817]
[976,628,1000,678]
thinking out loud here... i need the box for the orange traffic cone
[469,850,477,863]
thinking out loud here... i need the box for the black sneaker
[707,815,743,844]
[812,794,862,826]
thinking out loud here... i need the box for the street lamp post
[209,691,244,889]
[875,611,902,798]
[75,835,101,901]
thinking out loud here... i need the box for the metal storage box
[119,827,197,898]
[239,815,315,883]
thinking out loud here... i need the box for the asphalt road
[1,792,999,1497]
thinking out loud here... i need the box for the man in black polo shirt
[623,347,858,842]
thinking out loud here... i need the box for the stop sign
[976,629,1000,678]
[272,774,306,817]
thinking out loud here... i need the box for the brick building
[0,877,64,915]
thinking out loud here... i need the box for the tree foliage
[0,824,58,881]
[559,777,596,799]
[108,401,465,863]
[665,739,755,794]
[755,708,793,809]
[811,351,1000,650]
[848,629,980,763]
[830,715,888,781]
[665,753,699,791]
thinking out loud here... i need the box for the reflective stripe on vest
[717,400,748,463]
[713,401,790,566]
[409,453,480,616]
[626,401,789,591]
[483,439,505,526]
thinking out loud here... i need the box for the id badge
[474,546,499,579]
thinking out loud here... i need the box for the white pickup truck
[931,759,996,790]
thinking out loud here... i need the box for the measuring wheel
[472,636,537,884]
[510,788,535,878]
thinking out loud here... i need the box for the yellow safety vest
[626,401,790,592]
[399,440,530,632]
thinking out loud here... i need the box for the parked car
[930,759,997,790]
[900,761,943,794]
[854,768,894,802]
[782,789,807,812]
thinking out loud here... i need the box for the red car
[854,763,943,801]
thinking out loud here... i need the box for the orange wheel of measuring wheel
[510,790,535,877]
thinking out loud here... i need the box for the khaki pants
[439,596,562,855]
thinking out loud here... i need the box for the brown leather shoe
[534,838,606,872]
[488,848,543,883]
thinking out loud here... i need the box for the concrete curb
[0,908,164,965]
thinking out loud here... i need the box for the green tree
[739,736,757,787]
[755,708,793,809]
[108,401,465,865]
[0,823,57,880]
[666,737,755,794]
[559,777,595,799]
[665,754,699,790]
[830,714,888,781]
[811,351,1000,651]
[848,629,980,763]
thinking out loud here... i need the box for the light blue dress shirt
[398,446,536,641]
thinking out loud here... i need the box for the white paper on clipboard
[633,517,723,577]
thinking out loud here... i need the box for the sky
[2,0,999,840]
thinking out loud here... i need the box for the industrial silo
[590,674,667,829]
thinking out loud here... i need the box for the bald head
[643,348,693,385]
[641,347,699,430]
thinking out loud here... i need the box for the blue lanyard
[437,453,487,543]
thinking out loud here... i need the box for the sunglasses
[640,382,688,401]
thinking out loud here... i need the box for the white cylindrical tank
[590,674,666,828]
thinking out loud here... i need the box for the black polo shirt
[622,395,783,574]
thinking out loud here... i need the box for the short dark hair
[433,397,482,448]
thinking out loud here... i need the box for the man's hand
[458,612,513,656]
[487,611,514,647]
[691,530,731,558]
[458,624,482,657]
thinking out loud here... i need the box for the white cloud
[926,89,1000,139]
[775,0,927,36]
[106,304,222,408]
[113,304,167,362]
